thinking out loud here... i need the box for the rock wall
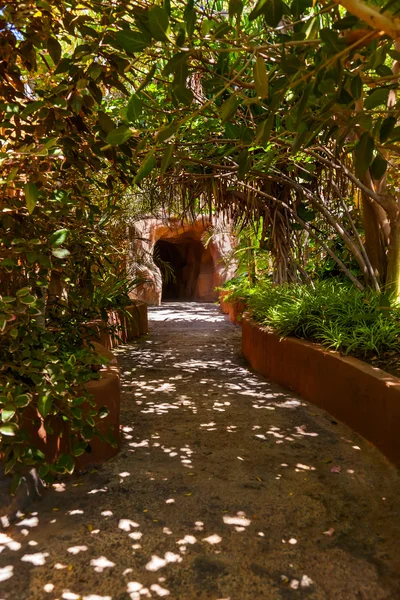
[128,215,237,305]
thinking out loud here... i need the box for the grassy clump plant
[225,278,400,359]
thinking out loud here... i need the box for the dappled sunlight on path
[1,303,400,599]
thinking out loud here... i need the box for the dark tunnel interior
[154,238,205,301]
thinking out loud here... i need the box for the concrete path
[1,303,400,600]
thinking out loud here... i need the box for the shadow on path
[1,303,400,600]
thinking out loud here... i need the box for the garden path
[1,303,400,600]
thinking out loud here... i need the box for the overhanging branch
[332,0,400,39]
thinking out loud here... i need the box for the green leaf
[20,101,45,119]
[237,148,250,179]
[114,29,150,53]
[98,112,115,133]
[291,0,312,16]
[0,423,17,436]
[364,88,390,110]
[38,394,52,418]
[106,125,132,146]
[254,56,268,98]
[229,0,243,18]
[354,132,375,178]
[162,52,188,77]
[52,248,71,259]
[175,27,186,46]
[54,57,72,75]
[134,151,156,185]
[1,409,15,422]
[19,294,36,305]
[148,6,170,42]
[220,94,241,122]
[160,144,174,176]
[14,394,31,408]
[291,122,309,153]
[184,0,196,36]
[5,457,16,474]
[98,406,109,419]
[334,14,359,29]
[380,116,396,143]
[6,166,18,183]
[47,37,62,64]
[350,74,362,100]
[255,112,275,146]
[38,464,49,478]
[24,182,38,214]
[156,122,177,143]
[294,84,312,127]
[264,0,286,27]
[320,28,345,52]
[174,84,194,105]
[126,94,142,122]
[137,65,157,92]
[370,154,387,180]
[297,203,315,221]
[10,473,22,495]
[72,442,88,457]
[57,453,75,474]
[49,229,68,247]
[249,0,268,20]
[250,0,286,26]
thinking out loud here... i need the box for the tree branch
[332,0,400,40]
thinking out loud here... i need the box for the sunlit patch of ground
[1,302,400,600]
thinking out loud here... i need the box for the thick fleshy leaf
[148,6,170,42]
[134,151,156,185]
[38,394,52,418]
[370,154,387,180]
[106,126,132,146]
[52,248,71,259]
[160,144,174,176]
[126,94,142,122]
[57,453,75,474]
[114,29,150,53]
[24,182,38,214]
[0,423,17,436]
[47,37,62,64]
[49,229,69,247]
[354,132,374,178]
[254,56,268,98]
[380,116,397,143]
[1,409,15,423]
[364,88,390,110]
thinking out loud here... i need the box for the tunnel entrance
[154,236,214,301]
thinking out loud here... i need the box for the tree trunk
[386,216,400,301]
[361,193,388,284]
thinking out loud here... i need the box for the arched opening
[154,236,214,301]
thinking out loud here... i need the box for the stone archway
[127,215,237,305]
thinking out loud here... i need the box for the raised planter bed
[1,343,121,525]
[220,294,400,468]
[219,290,246,324]
[18,343,120,469]
[84,301,148,350]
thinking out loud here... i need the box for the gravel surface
[1,302,400,600]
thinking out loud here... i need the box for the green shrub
[226,278,400,358]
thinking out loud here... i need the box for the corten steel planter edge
[220,295,400,467]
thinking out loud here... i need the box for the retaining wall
[220,294,400,467]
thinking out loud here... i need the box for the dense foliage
[224,277,400,358]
